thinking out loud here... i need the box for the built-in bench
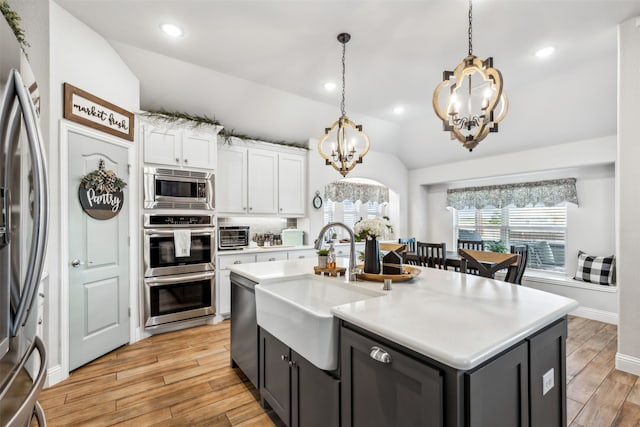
[521,271,617,325]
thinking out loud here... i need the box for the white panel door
[68,130,129,371]
[143,125,181,167]
[182,129,216,170]
[278,152,305,216]
[247,149,278,214]
[217,144,247,213]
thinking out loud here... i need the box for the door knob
[71,259,82,267]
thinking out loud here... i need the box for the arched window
[323,178,395,240]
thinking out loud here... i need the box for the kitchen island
[229,258,578,427]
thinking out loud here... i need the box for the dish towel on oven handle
[174,230,191,257]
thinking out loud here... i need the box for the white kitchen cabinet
[217,144,248,213]
[255,251,288,263]
[288,249,318,260]
[182,129,218,170]
[278,152,306,216]
[217,253,256,317]
[217,139,306,216]
[247,149,278,214]
[142,120,221,170]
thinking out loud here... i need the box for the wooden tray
[313,266,347,277]
[354,264,421,282]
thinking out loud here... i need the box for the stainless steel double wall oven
[142,212,215,328]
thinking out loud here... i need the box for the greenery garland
[0,1,30,57]
[142,109,222,127]
[142,109,308,150]
[80,160,127,193]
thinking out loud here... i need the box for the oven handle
[144,228,215,237]
[145,271,216,286]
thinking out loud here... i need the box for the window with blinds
[455,206,567,272]
[324,199,380,231]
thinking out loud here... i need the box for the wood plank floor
[37,317,640,426]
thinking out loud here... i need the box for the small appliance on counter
[282,229,304,246]
[218,225,250,250]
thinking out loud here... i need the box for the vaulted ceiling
[54,0,640,169]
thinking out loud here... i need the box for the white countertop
[228,259,578,370]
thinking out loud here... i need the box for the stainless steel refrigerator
[0,11,49,427]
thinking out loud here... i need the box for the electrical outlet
[542,368,554,396]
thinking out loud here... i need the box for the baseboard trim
[616,353,640,376]
[46,364,67,388]
[570,306,618,325]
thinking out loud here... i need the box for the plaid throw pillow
[574,251,616,286]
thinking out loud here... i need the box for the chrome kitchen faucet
[314,222,357,282]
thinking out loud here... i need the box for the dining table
[455,248,519,278]
[403,249,517,275]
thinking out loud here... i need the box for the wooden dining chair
[505,245,529,285]
[399,237,418,264]
[416,242,447,269]
[457,239,485,251]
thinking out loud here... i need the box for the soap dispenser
[327,242,337,269]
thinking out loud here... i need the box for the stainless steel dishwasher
[230,272,259,389]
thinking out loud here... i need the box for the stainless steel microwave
[143,167,214,210]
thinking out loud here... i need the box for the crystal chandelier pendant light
[432,0,508,151]
[318,33,370,177]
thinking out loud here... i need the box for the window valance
[446,178,579,209]
[325,181,389,204]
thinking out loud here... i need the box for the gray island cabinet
[340,317,567,427]
[227,259,577,427]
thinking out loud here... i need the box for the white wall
[408,136,616,243]
[616,16,640,375]
[423,164,615,276]
[45,2,140,382]
[109,42,402,155]
[303,143,409,245]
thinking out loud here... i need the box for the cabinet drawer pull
[288,360,297,368]
[298,255,304,259]
[268,257,276,261]
[281,354,288,361]
[233,260,242,265]
[369,346,392,364]
[175,158,180,163]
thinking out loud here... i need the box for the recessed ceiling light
[393,106,405,115]
[323,82,337,91]
[160,23,183,37]
[535,46,555,58]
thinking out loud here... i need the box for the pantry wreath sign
[63,83,134,141]
[78,159,127,220]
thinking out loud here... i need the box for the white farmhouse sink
[255,275,384,370]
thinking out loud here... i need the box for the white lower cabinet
[256,251,288,263]
[217,253,256,317]
[288,249,318,260]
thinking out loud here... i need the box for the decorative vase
[364,238,381,274]
[318,255,328,268]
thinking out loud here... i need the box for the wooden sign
[78,187,124,220]
[63,83,134,141]
[78,159,127,220]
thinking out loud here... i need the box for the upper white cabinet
[217,144,248,213]
[217,138,306,216]
[141,119,222,170]
[278,152,306,216]
[247,149,278,214]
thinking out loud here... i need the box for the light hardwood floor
[37,317,640,426]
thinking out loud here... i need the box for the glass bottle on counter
[327,242,336,269]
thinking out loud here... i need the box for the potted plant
[317,248,329,268]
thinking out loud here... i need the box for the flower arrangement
[354,217,389,241]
